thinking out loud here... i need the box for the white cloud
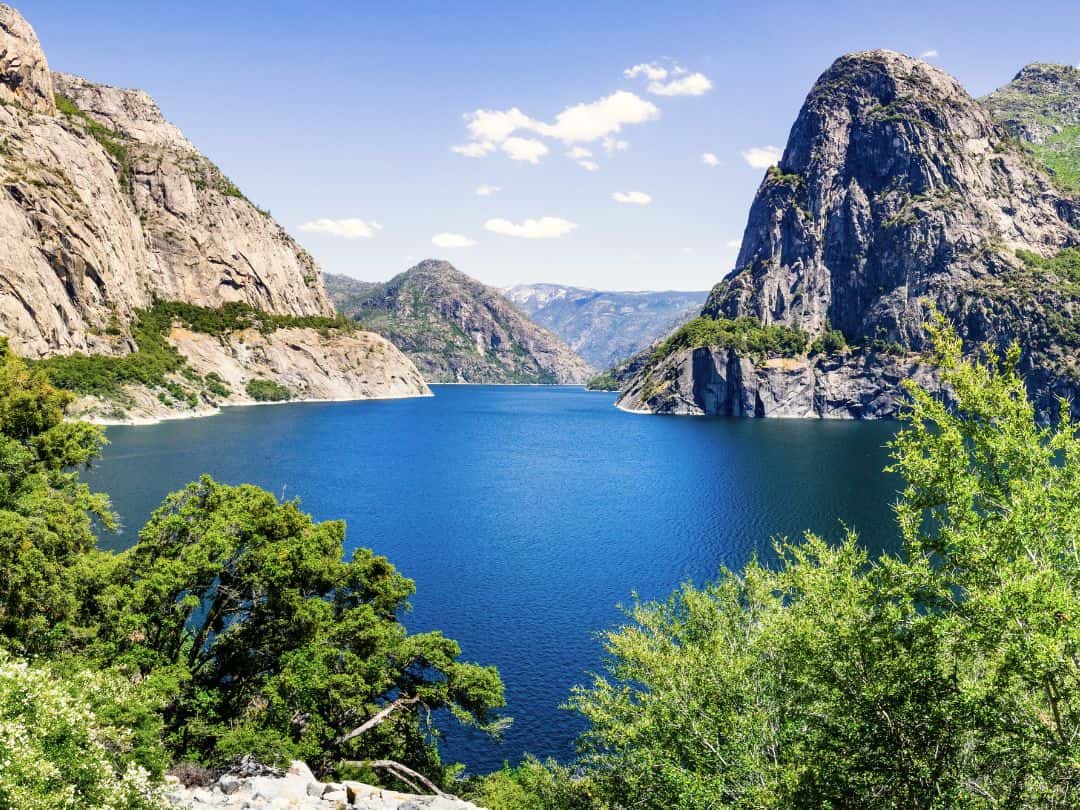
[612,191,652,205]
[702,152,720,167]
[539,91,660,143]
[603,136,629,153]
[648,72,713,97]
[567,146,593,159]
[466,107,535,143]
[484,217,578,239]
[578,160,600,172]
[475,184,500,196]
[501,136,549,164]
[742,145,783,169]
[451,141,496,158]
[298,218,381,239]
[454,91,659,163]
[432,232,477,248]
[726,239,742,248]
[624,62,669,81]
[682,247,695,255]
[919,49,939,59]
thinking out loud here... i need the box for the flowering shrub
[0,653,166,809]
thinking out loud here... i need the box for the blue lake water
[85,385,901,773]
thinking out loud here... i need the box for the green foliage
[765,164,802,187]
[0,339,113,656]
[0,652,167,809]
[562,320,1079,808]
[55,93,131,188]
[34,300,353,399]
[809,328,848,355]
[203,372,230,398]
[654,316,809,362]
[245,378,292,402]
[1017,246,1080,284]
[585,371,619,391]
[463,757,595,810]
[1026,125,1080,195]
[89,477,506,779]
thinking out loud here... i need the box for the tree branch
[336,695,421,745]
[340,759,452,798]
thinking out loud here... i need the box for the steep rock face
[329,262,594,384]
[622,50,1080,420]
[505,283,707,369]
[0,5,333,360]
[0,5,425,422]
[52,72,334,320]
[0,3,53,114]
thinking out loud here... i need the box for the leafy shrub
[1017,246,1080,284]
[809,328,848,355]
[0,653,166,810]
[55,94,131,188]
[246,378,292,402]
[586,371,619,391]
[654,316,809,361]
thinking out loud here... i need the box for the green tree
[95,476,506,782]
[0,338,113,655]
[560,321,1078,808]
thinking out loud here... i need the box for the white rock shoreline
[166,760,482,810]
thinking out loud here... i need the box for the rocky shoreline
[165,760,482,810]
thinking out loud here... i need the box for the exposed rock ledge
[68,326,432,425]
[166,760,482,810]
[616,346,937,419]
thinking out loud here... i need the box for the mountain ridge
[327,262,595,384]
[505,283,707,369]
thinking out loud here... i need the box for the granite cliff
[0,4,428,420]
[619,50,1080,420]
[328,262,594,384]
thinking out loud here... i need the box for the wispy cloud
[298,218,381,239]
[484,217,578,239]
[501,136,549,164]
[625,60,713,97]
[451,141,495,158]
[475,184,500,196]
[454,91,660,164]
[741,145,783,169]
[702,152,720,168]
[726,239,742,248]
[919,49,939,59]
[612,191,652,206]
[432,232,477,248]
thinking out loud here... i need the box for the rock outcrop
[505,283,707,369]
[328,263,595,384]
[0,4,428,418]
[619,50,1080,420]
[166,760,483,810]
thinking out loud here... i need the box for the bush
[809,328,848,355]
[654,316,809,361]
[0,652,166,810]
[586,371,619,391]
[246,378,292,402]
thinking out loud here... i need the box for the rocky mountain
[0,4,428,420]
[618,50,1080,420]
[505,284,707,369]
[327,262,594,384]
[983,63,1080,193]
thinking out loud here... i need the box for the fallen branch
[340,759,453,799]
[336,696,421,745]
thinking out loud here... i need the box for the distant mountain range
[505,285,708,370]
[325,262,594,384]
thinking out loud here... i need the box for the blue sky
[17,0,1080,291]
